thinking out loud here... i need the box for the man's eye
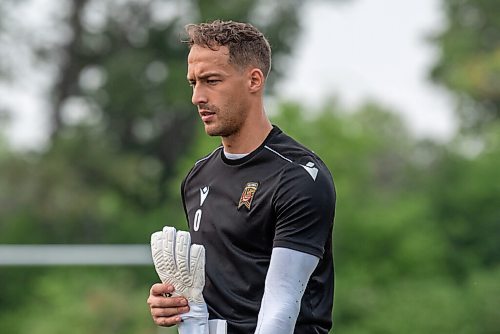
[188,81,196,87]
[207,79,220,85]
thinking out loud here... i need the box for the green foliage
[0,130,174,244]
[431,0,500,128]
[336,274,500,334]
[425,126,500,275]
[0,267,173,334]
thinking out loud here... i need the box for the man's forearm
[255,247,319,334]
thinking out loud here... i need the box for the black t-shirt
[181,126,336,334]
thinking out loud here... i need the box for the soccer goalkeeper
[147,20,336,334]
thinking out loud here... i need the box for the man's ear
[248,68,265,93]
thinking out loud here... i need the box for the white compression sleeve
[254,247,319,334]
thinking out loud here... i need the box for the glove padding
[151,226,205,304]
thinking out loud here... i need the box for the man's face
[187,44,250,137]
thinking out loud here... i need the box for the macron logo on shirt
[301,162,319,181]
[200,186,210,206]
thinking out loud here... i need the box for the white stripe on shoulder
[264,145,293,163]
[195,146,223,165]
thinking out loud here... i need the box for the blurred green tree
[431,0,500,129]
[429,0,500,281]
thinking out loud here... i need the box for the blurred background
[0,0,499,333]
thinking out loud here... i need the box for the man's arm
[254,247,319,334]
[257,158,334,333]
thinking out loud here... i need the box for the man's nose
[191,85,208,105]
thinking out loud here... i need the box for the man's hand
[147,283,190,327]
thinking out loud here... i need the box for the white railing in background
[0,245,152,265]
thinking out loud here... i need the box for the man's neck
[222,117,272,154]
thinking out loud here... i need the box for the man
[147,20,336,334]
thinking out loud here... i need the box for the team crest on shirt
[238,182,259,210]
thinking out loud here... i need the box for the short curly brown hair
[184,20,272,79]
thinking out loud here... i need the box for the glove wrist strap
[178,302,209,334]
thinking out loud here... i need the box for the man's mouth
[199,110,216,122]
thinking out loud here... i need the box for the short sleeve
[272,161,336,259]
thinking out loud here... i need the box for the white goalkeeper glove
[151,226,208,334]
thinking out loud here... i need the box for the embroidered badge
[238,182,259,210]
